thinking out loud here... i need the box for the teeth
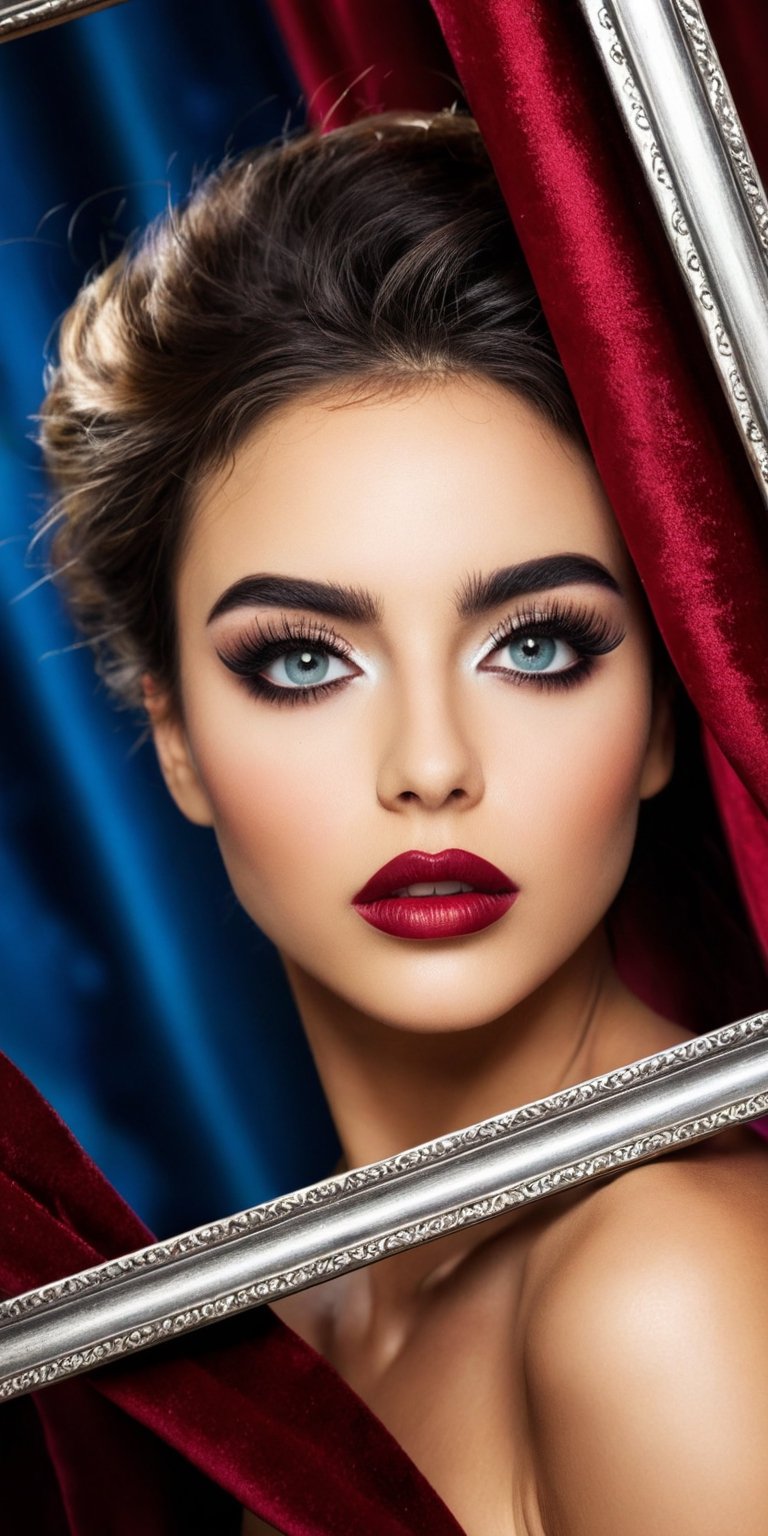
[392,881,476,898]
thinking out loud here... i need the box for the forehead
[179,377,632,613]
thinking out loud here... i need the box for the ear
[638,668,677,801]
[141,675,214,827]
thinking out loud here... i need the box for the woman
[31,110,768,1534]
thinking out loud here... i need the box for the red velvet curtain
[0,1051,466,1534]
[269,0,768,1035]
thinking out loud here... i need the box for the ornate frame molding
[2,1012,767,1400]
[0,0,125,41]
[577,0,768,501]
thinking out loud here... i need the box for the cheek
[187,699,361,927]
[507,668,652,887]
[184,653,653,960]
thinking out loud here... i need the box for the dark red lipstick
[352,849,519,940]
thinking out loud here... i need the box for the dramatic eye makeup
[215,615,360,706]
[214,596,625,705]
[478,598,625,691]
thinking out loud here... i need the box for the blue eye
[499,633,578,674]
[217,600,626,706]
[263,647,351,689]
[283,649,329,684]
[480,601,626,692]
[216,619,359,705]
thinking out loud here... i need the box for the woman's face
[152,376,673,1033]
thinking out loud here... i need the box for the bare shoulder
[525,1128,768,1536]
[529,1121,768,1332]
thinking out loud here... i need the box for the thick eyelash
[215,616,356,706]
[216,598,626,706]
[483,598,626,690]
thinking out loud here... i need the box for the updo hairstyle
[35,110,584,718]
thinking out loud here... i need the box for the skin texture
[145,376,768,1536]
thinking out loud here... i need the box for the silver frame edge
[0,0,125,39]
[576,0,768,505]
[1,1011,767,1401]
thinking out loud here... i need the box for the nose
[376,678,485,814]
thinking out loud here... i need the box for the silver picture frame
[2,1011,768,1400]
[0,0,125,42]
[577,0,768,505]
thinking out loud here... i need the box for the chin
[276,909,612,1042]
[291,947,552,1036]
[360,995,514,1035]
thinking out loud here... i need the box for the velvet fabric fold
[0,1050,465,1534]
[267,0,456,125]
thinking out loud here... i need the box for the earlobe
[141,675,215,828]
[638,672,677,802]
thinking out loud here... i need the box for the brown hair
[35,109,583,717]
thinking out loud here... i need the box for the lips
[352,849,519,940]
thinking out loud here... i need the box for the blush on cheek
[201,765,341,941]
[212,814,292,937]
[535,683,651,884]
[576,752,648,893]
[190,694,368,900]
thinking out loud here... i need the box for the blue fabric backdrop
[0,0,340,1237]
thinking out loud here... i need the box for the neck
[279,927,634,1321]
[281,925,633,1175]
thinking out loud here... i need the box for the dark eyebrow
[206,575,382,626]
[455,554,623,616]
[206,554,623,627]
